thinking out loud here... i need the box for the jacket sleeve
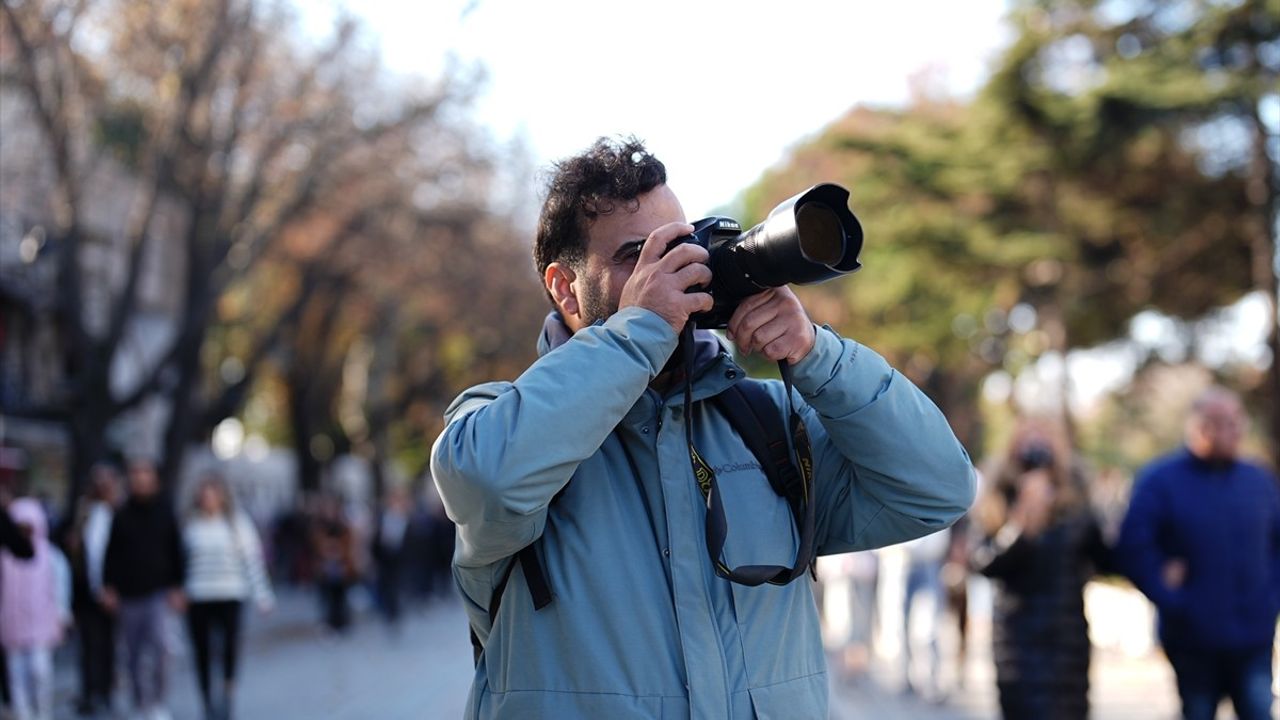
[1116,468,1181,609]
[431,308,678,569]
[103,514,123,592]
[168,511,186,590]
[970,524,1037,580]
[1266,468,1280,614]
[794,326,975,555]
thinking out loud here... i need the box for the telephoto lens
[669,183,863,328]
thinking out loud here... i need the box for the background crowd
[0,461,455,720]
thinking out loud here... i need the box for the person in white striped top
[182,473,273,720]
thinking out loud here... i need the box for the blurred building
[0,85,188,500]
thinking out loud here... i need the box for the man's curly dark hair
[533,136,667,300]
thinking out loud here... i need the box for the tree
[986,0,1276,456]
[0,0,496,509]
[738,0,1268,455]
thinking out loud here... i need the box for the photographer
[431,137,975,719]
[970,417,1110,720]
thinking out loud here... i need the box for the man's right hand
[618,222,714,332]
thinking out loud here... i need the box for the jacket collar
[536,312,744,404]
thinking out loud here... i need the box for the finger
[727,289,779,341]
[734,288,778,316]
[672,262,713,290]
[658,239,710,271]
[683,292,714,315]
[730,302,781,352]
[761,336,801,363]
[748,317,791,358]
[638,222,694,265]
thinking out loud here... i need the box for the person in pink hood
[1,498,71,720]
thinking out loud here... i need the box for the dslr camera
[668,183,864,328]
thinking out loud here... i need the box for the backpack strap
[470,542,553,666]
[711,379,801,509]
[680,326,815,586]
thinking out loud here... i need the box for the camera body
[1017,442,1055,473]
[667,183,865,329]
[668,216,751,328]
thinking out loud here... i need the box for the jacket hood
[8,498,47,539]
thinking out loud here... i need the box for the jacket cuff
[791,324,892,415]
[592,307,679,378]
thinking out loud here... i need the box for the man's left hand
[726,287,815,365]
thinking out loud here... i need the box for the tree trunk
[63,406,108,529]
[288,376,323,494]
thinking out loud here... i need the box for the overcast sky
[343,0,1012,217]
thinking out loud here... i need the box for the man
[66,464,123,716]
[431,137,975,719]
[371,486,412,627]
[103,459,186,720]
[1117,387,1280,720]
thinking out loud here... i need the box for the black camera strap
[680,323,817,587]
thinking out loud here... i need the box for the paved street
[46,586,1185,719]
[52,589,475,720]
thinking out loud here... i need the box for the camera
[1018,442,1055,472]
[667,183,864,328]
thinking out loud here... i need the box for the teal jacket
[432,308,975,719]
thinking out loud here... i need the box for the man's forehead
[586,186,685,251]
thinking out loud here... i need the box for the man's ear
[544,262,580,322]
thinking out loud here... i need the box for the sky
[342,0,1013,218]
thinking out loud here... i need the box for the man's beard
[577,278,617,327]
[577,275,687,379]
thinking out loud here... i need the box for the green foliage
[737,0,1275,457]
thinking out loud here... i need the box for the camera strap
[681,323,817,587]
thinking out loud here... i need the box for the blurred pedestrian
[371,487,411,627]
[103,459,186,720]
[64,464,123,716]
[839,551,879,683]
[941,514,973,691]
[182,473,274,720]
[421,485,454,602]
[312,495,356,633]
[900,530,948,699]
[271,497,312,586]
[0,470,33,717]
[0,498,72,720]
[1117,386,1279,720]
[970,417,1110,720]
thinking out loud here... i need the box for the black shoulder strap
[712,379,801,504]
[470,542,553,666]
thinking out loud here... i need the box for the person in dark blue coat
[1117,386,1280,720]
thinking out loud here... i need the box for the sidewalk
[52,588,474,720]
[45,586,1181,719]
[827,646,1181,720]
